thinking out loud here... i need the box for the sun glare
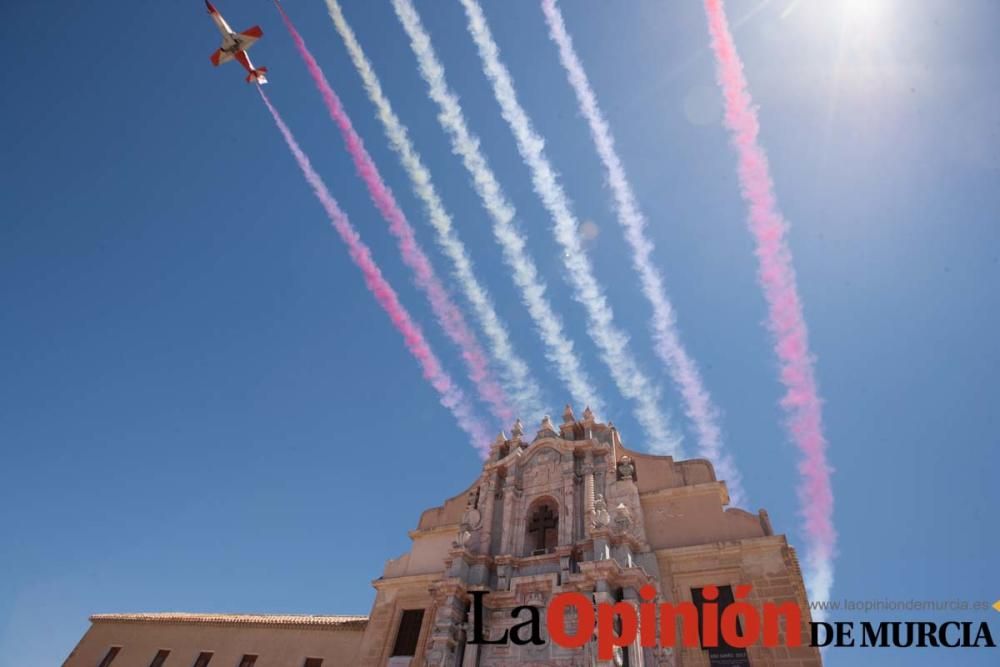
[843,0,885,27]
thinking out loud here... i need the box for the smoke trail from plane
[256,87,491,453]
[457,0,682,454]
[383,0,603,416]
[274,2,514,426]
[702,0,835,608]
[540,0,744,506]
[322,0,545,423]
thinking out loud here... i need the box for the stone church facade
[65,408,821,667]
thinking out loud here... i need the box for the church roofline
[88,613,369,630]
[638,480,730,505]
[651,533,790,560]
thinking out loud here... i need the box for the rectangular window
[97,647,121,667]
[149,650,170,667]
[237,655,258,667]
[390,609,425,657]
[303,659,323,667]
[192,652,214,667]
[691,586,751,667]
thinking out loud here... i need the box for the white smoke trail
[385,0,603,417]
[276,4,514,425]
[456,0,682,454]
[540,0,744,504]
[324,0,545,423]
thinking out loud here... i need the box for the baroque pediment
[520,444,562,468]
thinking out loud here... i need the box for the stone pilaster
[423,585,467,667]
[478,473,497,555]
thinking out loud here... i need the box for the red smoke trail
[275,2,513,426]
[257,87,491,453]
[702,0,835,605]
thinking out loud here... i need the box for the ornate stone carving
[535,415,556,441]
[592,494,610,528]
[492,432,507,459]
[562,404,575,424]
[530,448,560,466]
[456,488,484,548]
[617,455,635,481]
[652,646,676,666]
[461,507,482,532]
[524,590,545,607]
[613,502,633,534]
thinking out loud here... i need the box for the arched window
[526,499,559,555]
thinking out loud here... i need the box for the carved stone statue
[456,489,483,548]
[613,502,633,534]
[454,529,472,548]
[617,455,635,481]
[592,494,611,528]
[460,507,482,532]
[455,506,482,549]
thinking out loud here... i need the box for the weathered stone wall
[63,615,367,667]
[359,574,438,667]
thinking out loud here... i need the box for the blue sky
[1,1,998,665]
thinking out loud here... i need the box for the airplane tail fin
[246,66,268,85]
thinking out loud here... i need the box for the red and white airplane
[206,1,268,84]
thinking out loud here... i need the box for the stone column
[560,460,575,546]
[499,477,516,555]
[478,473,497,554]
[622,587,646,667]
[423,591,466,667]
[593,582,616,667]
[595,459,607,501]
[460,641,479,667]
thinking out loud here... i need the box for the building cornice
[653,534,789,561]
[88,613,368,630]
[372,572,441,591]
[639,480,730,505]
[408,523,459,540]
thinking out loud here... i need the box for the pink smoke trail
[541,0,745,507]
[275,1,513,425]
[257,87,490,454]
[703,0,835,607]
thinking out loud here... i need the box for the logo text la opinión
[467,585,996,659]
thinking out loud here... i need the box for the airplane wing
[234,25,263,51]
[210,48,234,66]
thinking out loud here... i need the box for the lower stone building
[64,407,822,666]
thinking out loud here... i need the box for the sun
[842,0,886,27]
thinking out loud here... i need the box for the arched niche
[523,496,560,556]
